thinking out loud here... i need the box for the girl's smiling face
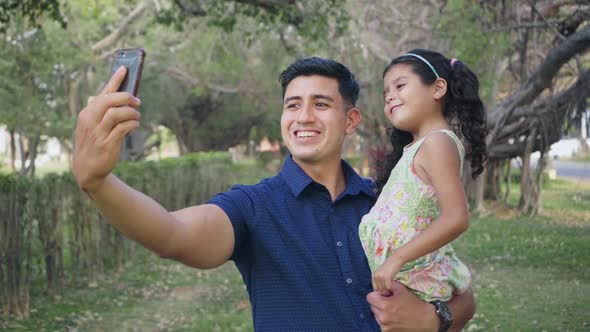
[383,64,440,134]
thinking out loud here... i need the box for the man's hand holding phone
[72,66,141,193]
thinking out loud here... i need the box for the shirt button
[359,313,365,319]
[346,278,353,284]
[336,241,343,247]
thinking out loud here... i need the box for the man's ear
[345,107,361,135]
[433,78,448,101]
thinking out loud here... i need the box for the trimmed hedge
[0,152,232,318]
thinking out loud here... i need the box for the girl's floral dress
[359,130,471,301]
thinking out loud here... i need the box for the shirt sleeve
[208,184,255,260]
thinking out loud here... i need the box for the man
[73,57,475,331]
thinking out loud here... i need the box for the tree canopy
[0,0,589,213]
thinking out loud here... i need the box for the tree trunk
[119,130,149,161]
[9,130,16,172]
[484,161,501,200]
[472,167,486,213]
[67,77,81,118]
[503,160,512,203]
[17,136,39,177]
[531,149,549,215]
[17,135,26,175]
[519,126,537,212]
[24,137,39,177]
[579,135,589,154]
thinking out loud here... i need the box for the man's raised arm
[72,67,234,269]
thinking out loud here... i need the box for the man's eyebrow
[284,94,336,104]
[283,96,301,104]
[311,94,335,102]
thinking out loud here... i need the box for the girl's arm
[372,132,469,291]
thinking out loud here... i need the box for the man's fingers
[105,120,140,144]
[98,106,141,135]
[99,66,127,95]
[366,291,385,309]
[97,92,140,111]
[84,92,140,123]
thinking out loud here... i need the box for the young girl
[359,49,487,303]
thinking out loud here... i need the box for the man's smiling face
[281,75,356,166]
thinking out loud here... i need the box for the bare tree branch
[525,0,566,41]
[91,1,149,52]
[489,67,590,159]
[166,66,241,94]
[173,0,206,16]
[483,20,561,32]
[487,24,590,146]
[175,0,303,25]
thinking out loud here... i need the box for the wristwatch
[430,300,453,332]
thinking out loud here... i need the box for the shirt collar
[280,155,376,199]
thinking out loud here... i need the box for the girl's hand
[372,257,403,292]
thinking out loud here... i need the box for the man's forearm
[85,174,183,257]
[447,287,476,331]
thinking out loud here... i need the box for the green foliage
[345,156,362,170]
[0,0,66,33]
[0,0,348,163]
[149,16,289,151]
[230,158,275,185]
[155,0,349,41]
[0,20,80,140]
[434,0,512,103]
[258,151,275,164]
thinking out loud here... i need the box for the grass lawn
[1,176,589,331]
[457,178,590,331]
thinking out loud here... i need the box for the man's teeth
[297,131,319,138]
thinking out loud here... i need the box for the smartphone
[110,48,146,96]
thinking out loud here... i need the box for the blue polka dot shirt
[209,156,380,331]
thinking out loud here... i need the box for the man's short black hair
[279,57,360,107]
